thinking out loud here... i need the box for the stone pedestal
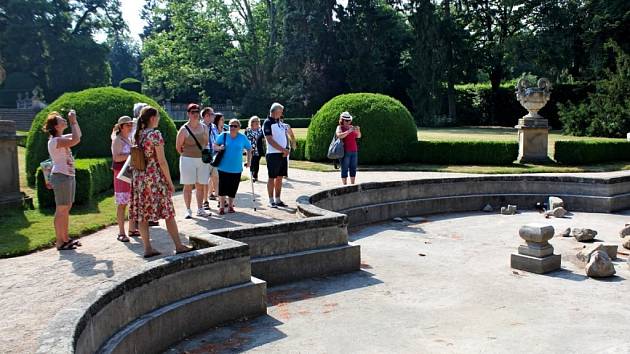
[516,119,551,164]
[0,120,23,208]
[511,223,561,274]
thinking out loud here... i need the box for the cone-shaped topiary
[25,87,178,186]
[305,93,417,163]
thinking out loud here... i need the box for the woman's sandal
[68,239,82,247]
[218,208,225,215]
[228,207,235,213]
[56,241,77,251]
[143,250,161,258]
[129,230,141,237]
[175,247,193,255]
[117,234,130,243]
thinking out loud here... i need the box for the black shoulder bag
[210,133,227,167]
[184,124,212,164]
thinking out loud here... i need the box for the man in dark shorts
[263,102,289,208]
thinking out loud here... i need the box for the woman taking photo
[175,103,210,219]
[44,110,82,250]
[244,116,264,182]
[336,111,361,185]
[111,116,138,242]
[213,119,252,215]
[129,106,192,258]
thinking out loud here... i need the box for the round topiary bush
[305,93,417,164]
[119,77,142,93]
[25,87,178,186]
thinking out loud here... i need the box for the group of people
[44,101,361,257]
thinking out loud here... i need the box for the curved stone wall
[299,175,630,227]
[38,173,630,353]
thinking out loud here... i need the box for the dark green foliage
[559,42,630,137]
[554,140,630,164]
[410,141,518,165]
[0,72,36,106]
[119,78,142,93]
[290,138,307,161]
[26,87,178,186]
[449,82,592,128]
[306,93,417,163]
[36,158,113,209]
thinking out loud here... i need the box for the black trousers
[251,155,261,179]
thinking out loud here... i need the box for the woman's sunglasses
[229,125,239,128]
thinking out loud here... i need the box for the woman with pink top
[43,110,82,250]
[335,111,361,185]
[111,115,139,242]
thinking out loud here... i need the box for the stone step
[97,277,267,354]
[251,243,361,286]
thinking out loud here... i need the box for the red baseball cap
[187,103,200,112]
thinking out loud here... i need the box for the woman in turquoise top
[213,119,252,214]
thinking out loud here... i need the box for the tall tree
[0,0,123,101]
[407,0,442,125]
[336,0,412,101]
[107,34,142,85]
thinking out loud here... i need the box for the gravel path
[1,167,625,353]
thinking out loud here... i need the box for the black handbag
[184,124,212,163]
[211,134,227,167]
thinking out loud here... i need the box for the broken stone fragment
[622,236,630,250]
[548,196,564,209]
[544,207,567,218]
[501,205,517,215]
[557,227,571,237]
[482,204,493,212]
[393,217,403,222]
[585,250,616,278]
[572,228,597,242]
[576,243,604,263]
[620,225,630,238]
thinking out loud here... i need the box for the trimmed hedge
[410,141,518,165]
[26,87,178,186]
[36,158,112,209]
[119,78,142,93]
[290,138,306,161]
[306,93,417,164]
[554,140,630,165]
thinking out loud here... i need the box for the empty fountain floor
[166,211,630,354]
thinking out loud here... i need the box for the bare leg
[117,204,127,235]
[183,184,193,209]
[164,217,191,252]
[350,177,356,184]
[195,183,206,209]
[138,220,157,255]
[267,177,275,199]
[274,177,283,199]
[228,197,234,209]
[54,205,71,247]
[342,178,347,185]
[129,218,138,233]
[219,195,226,212]
[211,172,219,196]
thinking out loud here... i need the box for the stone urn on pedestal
[515,78,552,163]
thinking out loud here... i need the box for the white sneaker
[184,209,193,219]
[197,208,210,217]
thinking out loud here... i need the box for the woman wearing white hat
[111,116,138,241]
[335,111,361,185]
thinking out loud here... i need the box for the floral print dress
[129,129,176,222]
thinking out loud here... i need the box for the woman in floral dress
[129,106,192,258]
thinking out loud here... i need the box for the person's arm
[287,125,297,150]
[335,126,351,139]
[154,138,175,192]
[245,149,252,168]
[175,127,186,155]
[56,111,81,148]
[213,133,225,152]
[355,126,361,139]
[111,139,128,162]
